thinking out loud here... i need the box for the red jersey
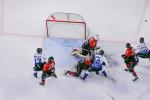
[124,47,135,57]
[43,61,55,72]
[88,37,97,49]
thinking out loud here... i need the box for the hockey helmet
[85,57,92,65]
[94,34,99,41]
[36,48,42,54]
[126,43,131,48]
[48,56,54,62]
[139,37,144,43]
[99,50,104,55]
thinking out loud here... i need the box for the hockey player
[81,50,109,80]
[122,43,139,81]
[39,56,57,85]
[65,57,92,77]
[72,35,100,57]
[33,48,46,78]
[136,37,150,59]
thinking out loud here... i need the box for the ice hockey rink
[0,0,150,100]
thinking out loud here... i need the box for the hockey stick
[99,73,117,83]
[107,92,116,100]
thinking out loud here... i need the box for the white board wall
[2,0,150,42]
[0,0,3,33]
[138,0,150,42]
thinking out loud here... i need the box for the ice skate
[133,76,139,81]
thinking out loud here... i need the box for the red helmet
[85,57,92,65]
[89,37,97,48]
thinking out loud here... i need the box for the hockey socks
[81,73,88,80]
[33,72,37,78]
[65,71,76,76]
[132,71,139,81]
[102,70,107,77]
[132,71,137,77]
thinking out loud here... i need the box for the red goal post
[46,12,87,39]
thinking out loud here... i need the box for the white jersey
[92,54,109,68]
[136,42,150,53]
[34,53,46,64]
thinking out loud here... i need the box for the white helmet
[93,34,99,41]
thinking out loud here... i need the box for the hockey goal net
[46,12,87,39]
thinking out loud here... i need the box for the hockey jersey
[125,47,135,57]
[136,42,150,54]
[123,47,138,63]
[43,61,55,72]
[34,53,46,65]
[91,54,109,69]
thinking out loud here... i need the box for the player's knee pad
[96,71,99,75]
[136,58,139,65]
[88,68,92,72]
[41,72,47,79]
[130,63,136,68]
[33,64,43,71]
[81,50,88,56]
[129,69,133,72]
[33,66,39,71]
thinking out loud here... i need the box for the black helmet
[99,50,104,55]
[48,56,54,62]
[139,37,144,43]
[126,43,131,48]
[36,48,42,54]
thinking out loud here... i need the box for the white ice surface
[0,35,150,100]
